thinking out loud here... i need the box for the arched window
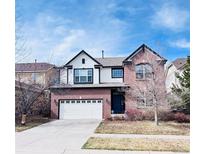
[135,63,153,79]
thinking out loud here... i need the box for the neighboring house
[50,44,167,120]
[15,62,58,87]
[165,58,187,93]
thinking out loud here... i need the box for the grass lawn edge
[82,137,190,152]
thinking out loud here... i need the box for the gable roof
[15,63,55,72]
[95,57,126,67]
[172,58,187,70]
[64,50,102,66]
[123,44,167,62]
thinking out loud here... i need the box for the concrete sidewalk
[92,133,190,140]
[64,149,189,154]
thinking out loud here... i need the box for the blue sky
[16,0,190,65]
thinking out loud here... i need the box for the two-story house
[50,44,167,120]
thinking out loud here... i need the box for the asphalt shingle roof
[172,58,187,70]
[95,57,126,67]
[15,63,55,72]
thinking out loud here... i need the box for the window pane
[80,70,87,76]
[136,73,143,79]
[144,64,152,78]
[74,69,93,83]
[75,76,79,82]
[88,76,92,82]
[136,65,143,72]
[88,69,92,76]
[144,64,152,73]
[80,76,86,82]
[75,70,79,76]
[112,69,123,78]
[136,64,153,79]
[137,98,145,107]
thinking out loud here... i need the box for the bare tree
[126,51,167,125]
[16,77,45,125]
[15,70,58,125]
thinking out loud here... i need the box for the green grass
[95,121,190,135]
[83,137,189,152]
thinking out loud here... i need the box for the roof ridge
[96,56,126,58]
[15,62,54,64]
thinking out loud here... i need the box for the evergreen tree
[171,56,190,114]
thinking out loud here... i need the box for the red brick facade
[50,88,111,119]
[124,47,167,112]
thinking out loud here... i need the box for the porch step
[111,114,126,120]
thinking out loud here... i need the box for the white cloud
[20,8,127,65]
[169,39,190,48]
[151,3,189,32]
[53,29,86,55]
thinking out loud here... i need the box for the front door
[111,91,125,114]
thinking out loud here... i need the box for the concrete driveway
[16,119,100,154]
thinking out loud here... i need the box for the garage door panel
[59,99,102,119]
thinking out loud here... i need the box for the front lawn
[95,121,189,135]
[15,116,52,132]
[83,137,189,152]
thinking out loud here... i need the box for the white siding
[100,68,123,83]
[166,65,182,93]
[68,69,73,84]
[68,52,99,84]
[94,68,99,84]
[60,68,67,84]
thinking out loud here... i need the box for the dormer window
[82,58,85,64]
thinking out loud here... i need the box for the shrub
[158,110,175,121]
[125,109,144,121]
[123,109,190,123]
[174,112,190,123]
[142,110,155,120]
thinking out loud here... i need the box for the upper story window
[82,58,85,64]
[135,63,153,79]
[74,68,93,84]
[112,68,123,78]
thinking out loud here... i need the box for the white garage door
[59,99,103,119]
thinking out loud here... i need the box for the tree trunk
[154,100,159,126]
[21,114,27,125]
